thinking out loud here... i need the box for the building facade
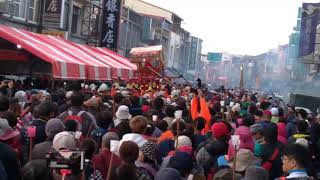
[0,0,102,45]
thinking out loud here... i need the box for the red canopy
[0,25,135,80]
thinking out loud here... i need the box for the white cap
[116,105,132,120]
[271,107,279,116]
[53,131,76,151]
[66,91,73,99]
[98,83,108,93]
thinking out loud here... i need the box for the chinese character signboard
[101,0,122,51]
[207,52,222,61]
[299,3,320,57]
[43,0,63,29]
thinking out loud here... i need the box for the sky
[143,0,319,55]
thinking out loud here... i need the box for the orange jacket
[158,130,174,142]
[191,97,211,132]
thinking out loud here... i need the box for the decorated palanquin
[129,45,166,91]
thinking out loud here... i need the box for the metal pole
[124,7,129,56]
[37,0,45,33]
[240,64,244,89]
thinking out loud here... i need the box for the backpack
[90,128,107,149]
[64,110,85,131]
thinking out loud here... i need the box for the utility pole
[37,0,45,33]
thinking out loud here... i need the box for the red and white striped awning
[0,25,135,80]
[77,45,134,80]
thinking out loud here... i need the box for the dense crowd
[0,79,319,180]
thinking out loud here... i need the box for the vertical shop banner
[43,0,63,28]
[101,0,122,51]
[299,3,320,57]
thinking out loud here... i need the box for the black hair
[38,101,56,119]
[0,95,9,112]
[80,138,97,159]
[297,120,309,134]
[21,159,52,180]
[113,93,124,104]
[2,111,17,128]
[130,96,140,107]
[171,121,186,136]
[242,114,255,127]
[65,120,78,132]
[262,124,278,144]
[194,117,205,131]
[165,105,176,118]
[111,164,137,180]
[278,107,284,117]
[96,110,113,129]
[157,120,168,132]
[70,92,84,107]
[153,97,164,110]
[248,104,257,114]
[297,109,308,119]
[120,98,131,107]
[283,143,310,168]
[254,109,263,118]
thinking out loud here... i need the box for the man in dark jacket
[259,124,283,180]
[0,142,20,180]
[92,132,121,179]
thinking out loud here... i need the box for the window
[71,5,81,34]
[8,0,27,18]
[8,0,38,21]
[28,0,39,22]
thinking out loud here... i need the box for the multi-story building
[186,36,202,81]
[122,0,199,77]
[0,0,102,45]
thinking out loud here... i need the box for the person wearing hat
[109,105,132,139]
[31,118,65,159]
[0,118,21,155]
[227,149,255,174]
[271,107,279,124]
[136,141,159,178]
[97,83,109,97]
[160,135,193,169]
[228,115,255,159]
[168,151,193,178]
[52,131,77,151]
[196,122,230,176]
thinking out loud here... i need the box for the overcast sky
[143,0,319,55]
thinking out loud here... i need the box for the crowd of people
[0,79,319,180]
